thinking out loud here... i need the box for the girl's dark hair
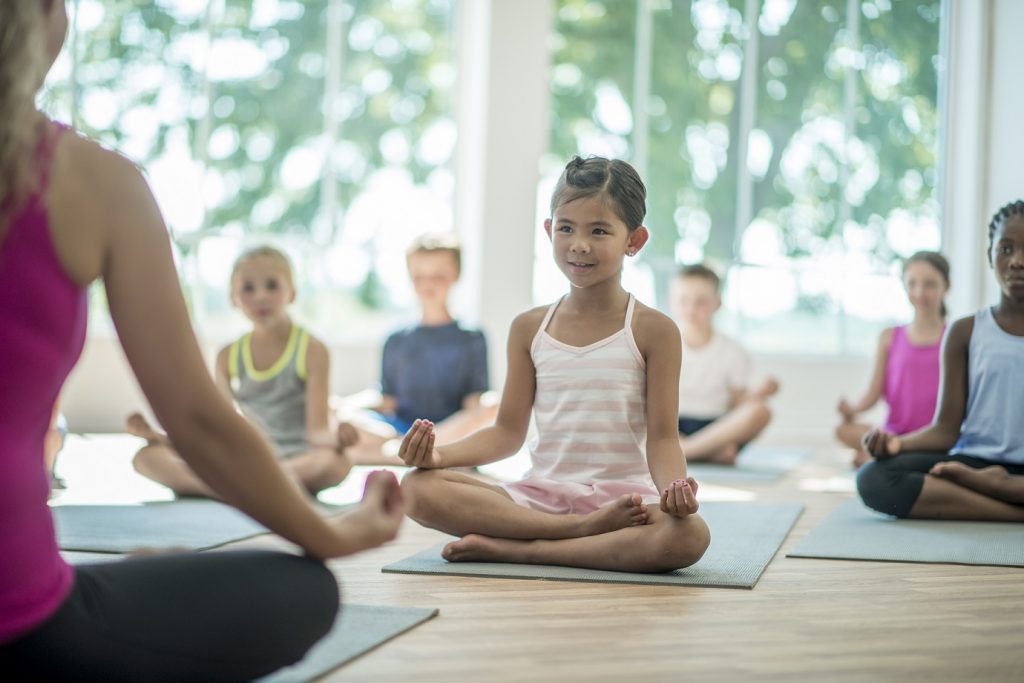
[903,250,950,318]
[549,156,646,231]
[988,200,1024,263]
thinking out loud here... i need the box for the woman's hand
[398,420,443,469]
[332,470,404,553]
[660,477,700,518]
[861,427,902,460]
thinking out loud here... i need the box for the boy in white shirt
[669,265,779,464]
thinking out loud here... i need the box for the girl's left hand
[661,477,699,518]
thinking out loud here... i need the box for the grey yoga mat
[259,604,438,683]
[383,502,803,589]
[687,445,811,484]
[788,498,1024,567]
[52,499,347,553]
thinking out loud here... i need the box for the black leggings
[856,452,1024,518]
[0,550,339,682]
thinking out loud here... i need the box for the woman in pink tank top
[835,252,950,467]
[0,3,403,678]
[394,156,710,574]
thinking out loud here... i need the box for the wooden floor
[219,446,1024,683]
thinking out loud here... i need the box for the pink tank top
[527,294,655,488]
[882,324,943,435]
[0,123,83,642]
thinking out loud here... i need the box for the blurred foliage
[549,0,941,289]
[63,0,454,305]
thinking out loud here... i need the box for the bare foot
[578,493,648,537]
[443,534,528,563]
[930,462,1024,504]
[852,450,871,468]
[708,443,740,466]
[125,413,169,446]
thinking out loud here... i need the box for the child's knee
[750,400,772,427]
[131,447,159,475]
[399,468,441,519]
[834,423,847,442]
[856,459,916,518]
[657,515,711,571]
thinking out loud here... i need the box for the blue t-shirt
[381,321,489,425]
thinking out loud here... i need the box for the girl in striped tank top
[127,246,356,496]
[398,157,710,573]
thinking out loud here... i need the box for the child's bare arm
[304,336,332,439]
[635,308,698,518]
[864,318,971,457]
[400,310,542,468]
[841,328,892,417]
[213,346,233,402]
[636,309,689,490]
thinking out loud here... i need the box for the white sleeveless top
[526,294,654,487]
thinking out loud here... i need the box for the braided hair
[988,200,1024,263]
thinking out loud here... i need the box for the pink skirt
[499,476,660,515]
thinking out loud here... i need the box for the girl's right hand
[398,419,443,469]
[335,470,404,552]
[861,428,901,460]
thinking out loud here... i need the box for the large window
[540,0,943,354]
[41,0,457,341]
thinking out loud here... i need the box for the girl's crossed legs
[857,451,1024,521]
[128,413,353,497]
[401,469,710,573]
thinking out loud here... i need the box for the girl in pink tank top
[836,252,950,466]
[394,157,710,574]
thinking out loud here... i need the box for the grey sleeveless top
[228,324,310,458]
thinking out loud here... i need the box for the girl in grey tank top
[228,323,311,458]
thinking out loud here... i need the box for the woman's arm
[399,309,543,468]
[841,328,892,417]
[864,317,972,457]
[58,138,399,559]
[635,308,698,517]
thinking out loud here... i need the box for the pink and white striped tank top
[527,294,654,487]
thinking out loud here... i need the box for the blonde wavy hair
[0,1,48,237]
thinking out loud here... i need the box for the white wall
[59,0,1020,439]
[984,0,1024,303]
[61,333,878,441]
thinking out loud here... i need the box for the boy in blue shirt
[343,235,496,463]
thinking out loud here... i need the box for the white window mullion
[733,0,760,340]
[317,0,349,246]
[837,0,860,353]
[631,0,653,181]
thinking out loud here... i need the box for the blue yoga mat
[384,502,803,589]
[687,445,811,484]
[788,498,1024,567]
[52,499,347,553]
[259,604,438,683]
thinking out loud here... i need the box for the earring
[626,249,636,257]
